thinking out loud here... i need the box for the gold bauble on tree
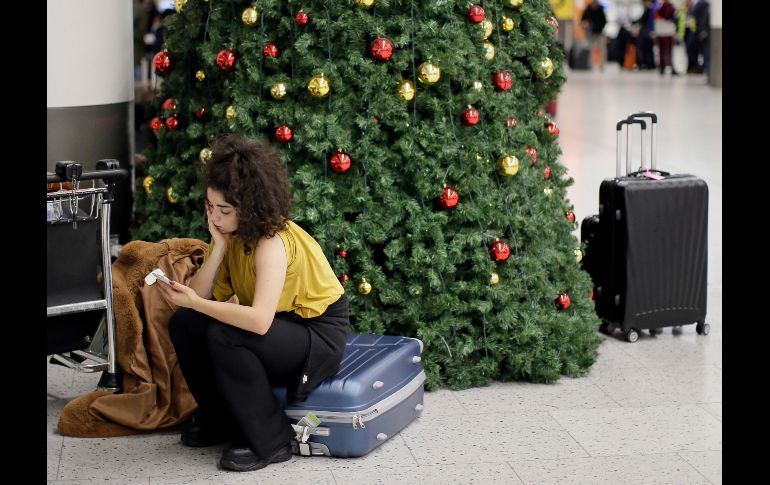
[497,155,520,176]
[472,80,484,91]
[481,19,493,39]
[195,70,205,81]
[417,61,441,85]
[501,16,515,31]
[536,57,554,79]
[489,272,500,285]
[575,248,584,263]
[270,81,287,100]
[166,186,178,204]
[355,0,375,9]
[483,41,495,60]
[174,0,187,14]
[241,6,258,26]
[397,80,415,101]
[357,277,372,295]
[199,147,212,164]
[307,74,330,98]
[507,0,524,8]
[225,105,236,119]
[143,176,155,195]
[544,186,554,196]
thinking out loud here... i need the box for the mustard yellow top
[205,220,344,318]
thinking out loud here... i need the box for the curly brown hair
[205,134,293,254]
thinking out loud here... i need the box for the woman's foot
[219,441,293,472]
[180,414,230,447]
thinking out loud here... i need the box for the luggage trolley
[47,160,128,391]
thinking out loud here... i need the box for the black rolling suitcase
[569,42,591,70]
[583,112,709,342]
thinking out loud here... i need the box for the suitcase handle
[615,119,646,177]
[627,112,657,170]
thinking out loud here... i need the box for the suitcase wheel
[649,328,663,336]
[696,322,710,336]
[672,326,683,334]
[624,328,639,343]
[599,322,614,335]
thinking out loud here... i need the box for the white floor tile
[48,436,63,481]
[48,479,149,485]
[421,388,468,416]
[333,463,524,485]
[549,404,722,456]
[698,402,722,423]
[512,453,711,485]
[150,470,336,485]
[679,450,722,484]
[616,333,722,369]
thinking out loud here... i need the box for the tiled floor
[47,62,722,484]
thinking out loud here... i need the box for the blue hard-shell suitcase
[272,333,425,457]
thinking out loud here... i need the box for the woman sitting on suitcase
[156,134,350,472]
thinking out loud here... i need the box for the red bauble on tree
[275,125,293,143]
[493,70,513,91]
[263,43,280,58]
[295,11,309,26]
[526,147,538,165]
[195,106,207,119]
[338,273,350,284]
[468,4,485,23]
[150,117,164,135]
[544,166,552,179]
[330,150,352,173]
[438,185,459,209]
[463,106,479,126]
[153,51,172,74]
[216,49,237,71]
[555,292,571,310]
[566,209,576,223]
[165,115,179,131]
[337,248,348,259]
[547,16,559,32]
[589,288,595,301]
[370,37,394,61]
[490,240,510,263]
[162,98,176,111]
[505,117,518,127]
[547,121,560,137]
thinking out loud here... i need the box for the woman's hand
[157,279,201,310]
[206,204,230,249]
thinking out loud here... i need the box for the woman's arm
[158,234,287,335]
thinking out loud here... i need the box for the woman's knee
[168,307,199,342]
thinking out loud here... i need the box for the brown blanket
[57,238,208,437]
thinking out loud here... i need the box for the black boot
[219,441,293,472]
[180,413,230,447]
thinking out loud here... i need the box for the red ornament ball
[275,125,293,143]
[337,249,348,259]
[555,292,571,310]
[161,98,176,111]
[373,117,379,123]
[526,147,538,165]
[566,210,576,223]
[438,186,459,209]
[195,106,207,119]
[547,121,560,137]
[544,166,552,179]
[263,43,280,58]
[468,4,485,23]
[505,117,518,127]
[490,240,510,263]
[370,38,394,61]
[153,51,172,74]
[493,70,513,91]
[165,116,178,131]
[338,273,350,284]
[216,49,237,71]
[589,288,595,300]
[547,16,559,32]
[295,11,309,26]
[150,117,164,135]
[330,151,352,173]
[463,106,479,126]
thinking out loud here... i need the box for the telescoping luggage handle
[627,112,657,170]
[616,118,647,177]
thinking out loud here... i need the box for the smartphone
[145,268,173,286]
[154,272,172,285]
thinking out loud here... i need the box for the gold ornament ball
[195,70,205,81]
[397,80,415,101]
[174,0,187,14]
[417,61,441,85]
[544,186,554,196]
[507,0,524,8]
[357,277,373,295]
[166,186,178,204]
[241,6,259,26]
[489,272,500,285]
[472,80,484,91]
[355,0,375,9]
[481,19,493,39]
[536,57,554,79]
[501,16,515,32]
[143,176,155,195]
[575,248,584,263]
[308,74,330,98]
[225,105,236,119]
[483,41,495,61]
[270,81,288,100]
[497,155,520,176]
[199,147,212,164]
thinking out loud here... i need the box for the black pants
[169,304,315,458]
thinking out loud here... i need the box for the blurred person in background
[653,0,679,75]
[581,0,608,71]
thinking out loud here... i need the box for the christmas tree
[135,0,601,389]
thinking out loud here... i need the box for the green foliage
[135,0,601,389]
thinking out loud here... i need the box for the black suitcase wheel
[696,322,710,335]
[624,328,639,343]
[672,325,683,334]
[649,328,663,336]
[599,322,614,335]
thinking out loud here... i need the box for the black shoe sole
[219,447,292,472]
